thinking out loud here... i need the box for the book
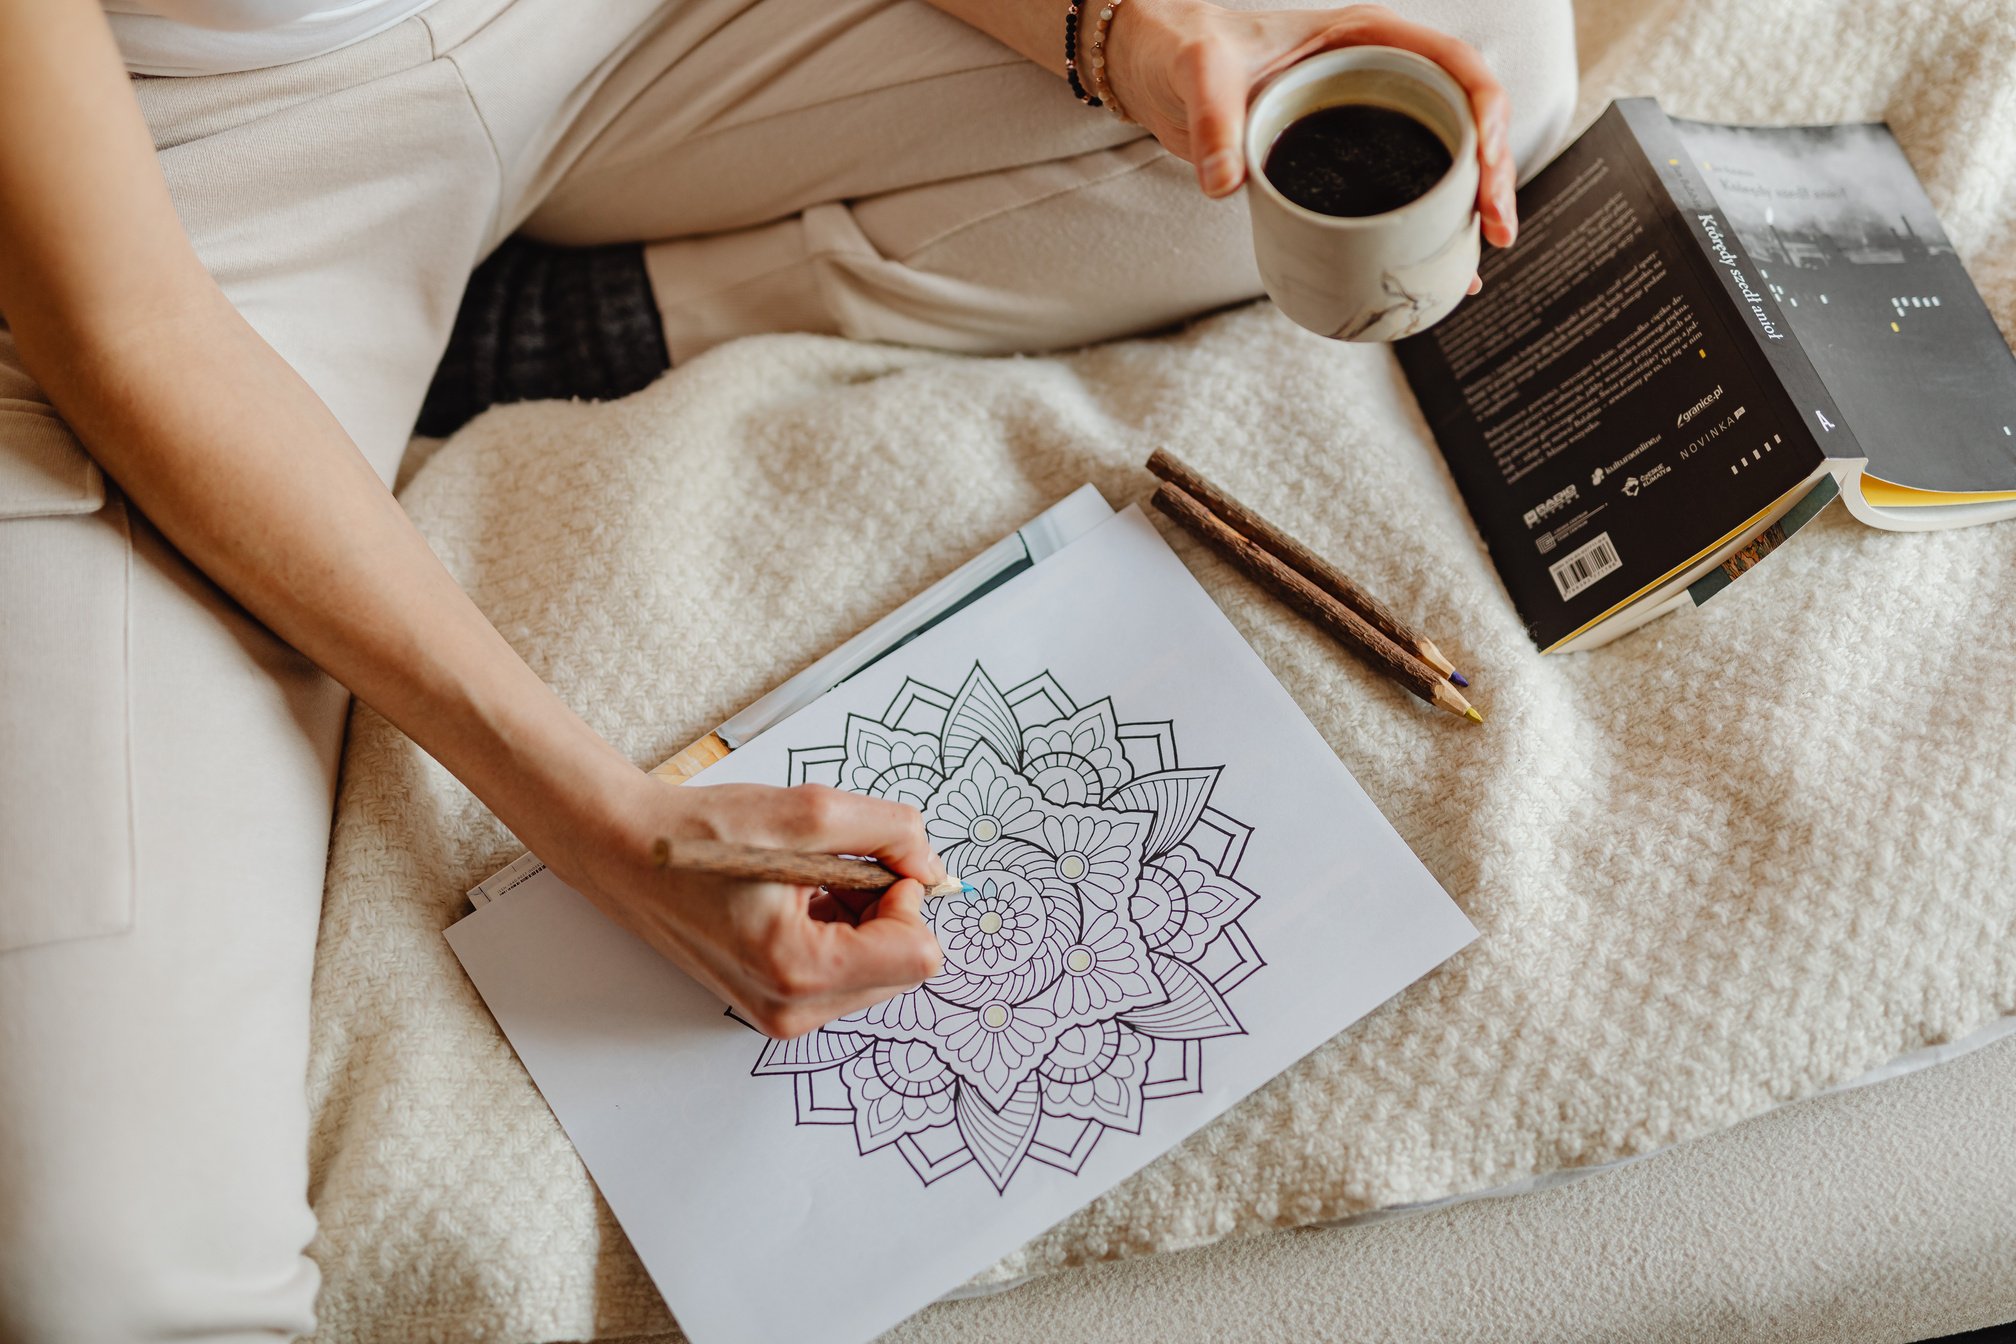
[1396,97,2016,651]
[446,504,1476,1344]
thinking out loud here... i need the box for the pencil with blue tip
[652,837,972,901]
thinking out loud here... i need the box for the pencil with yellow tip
[1151,482,1482,725]
[1147,447,1470,687]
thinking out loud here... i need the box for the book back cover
[1398,102,1826,649]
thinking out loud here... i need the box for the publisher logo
[1522,483,1580,531]
[1621,462,1672,499]
[1591,435,1661,489]
[1677,384,1725,428]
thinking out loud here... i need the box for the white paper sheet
[447,506,1477,1344]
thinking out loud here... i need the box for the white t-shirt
[105,0,443,76]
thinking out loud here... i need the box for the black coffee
[1263,104,1453,218]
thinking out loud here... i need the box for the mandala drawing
[740,665,1267,1194]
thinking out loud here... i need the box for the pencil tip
[1449,671,1471,688]
[1465,707,1485,725]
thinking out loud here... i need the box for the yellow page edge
[1858,473,2016,508]
[1541,479,1817,653]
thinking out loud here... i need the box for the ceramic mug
[1242,46,1481,342]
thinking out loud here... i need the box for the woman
[0,0,1574,1337]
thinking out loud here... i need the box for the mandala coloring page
[739,664,1267,1193]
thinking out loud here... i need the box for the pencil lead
[1449,671,1471,688]
[1465,707,1485,725]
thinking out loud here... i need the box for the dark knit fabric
[417,237,671,438]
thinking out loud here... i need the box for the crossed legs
[0,2,1575,1339]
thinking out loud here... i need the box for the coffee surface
[1263,104,1454,217]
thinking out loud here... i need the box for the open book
[1398,98,2016,651]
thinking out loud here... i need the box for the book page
[1673,117,2016,496]
[446,507,1476,1344]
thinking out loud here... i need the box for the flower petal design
[922,743,1047,849]
[1040,1023,1152,1133]
[836,985,944,1040]
[1119,954,1247,1041]
[941,665,1024,772]
[1105,767,1222,860]
[1153,846,1260,962]
[843,714,946,807]
[842,1043,957,1152]
[1019,699,1133,803]
[1033,805,1148,903]
[955,1074,1043,1193]
[753,663,1262,1193]
[926,838,1081,1007]
[1038,887,1165,1030]
[752,1029,870,1076]
[930,999,1063,1109]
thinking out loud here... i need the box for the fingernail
[1202,150,1241,197]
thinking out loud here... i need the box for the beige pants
[0,0,1576,1337]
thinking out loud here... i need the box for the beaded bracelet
[1063,1,1103,109]
[1085,0,1132,123]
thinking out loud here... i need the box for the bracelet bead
[1063,1,1103,108]
[1086,0,1132,123]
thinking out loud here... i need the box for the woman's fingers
[1186,34,1252,197]
[778,783,946,885]
[793,879,942,1003]
[1472,86,1518,248]
[1318,9,1518,246]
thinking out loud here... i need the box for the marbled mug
[1243,46,1481,342]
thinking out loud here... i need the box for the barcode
[1548,532,1621,601]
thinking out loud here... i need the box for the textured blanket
[303,1,2016,1339]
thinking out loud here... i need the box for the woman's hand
[553,778,948,1040]
[1110,0,1518,248]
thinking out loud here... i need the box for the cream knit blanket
[304,1,2016,1338]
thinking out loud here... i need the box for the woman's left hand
[1108,0,1518,248]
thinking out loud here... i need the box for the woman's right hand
[553,777,948,1040]
[1111,1,1518,246]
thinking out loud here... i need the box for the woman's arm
[0,0,942,1039]
[925,0,1518,245]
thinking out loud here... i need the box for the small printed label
[1548,531,1621,602]
[1522,483,1581,530]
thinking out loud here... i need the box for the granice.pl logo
[1523,483,1580,530]
[1676,384,1725,428]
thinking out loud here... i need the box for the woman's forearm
[921,0,1068,74]
[0,0,641,869]
[43,299,644,855]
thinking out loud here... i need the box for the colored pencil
[1152,483,1481,724]
[1146,447,1468,686]
[651,837,970,900]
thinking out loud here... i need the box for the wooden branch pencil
[651,837,971,900]
[1146,448,1467,686]
[1152,483,1482,724]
